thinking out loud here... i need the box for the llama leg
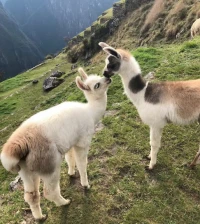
[190,145,200,167]
[74,146,90,188]
[43,169,70,206]
[148,127,162,170]
[19,169,45,220]
[65,148,76,176]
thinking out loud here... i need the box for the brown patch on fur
[145,82,166,104]
[2,124,57,174]
[24,191,40,205]
[159,80,200,119]
[116,49,131,61]
[171,80,200,119]
[2,126,30,159]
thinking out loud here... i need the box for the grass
[1,37,200,224]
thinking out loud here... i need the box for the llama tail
[1,137,29,174]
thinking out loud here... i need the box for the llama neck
[87,94,107,124]
[119,58,146,105]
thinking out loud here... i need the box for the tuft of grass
[180,41,199,52]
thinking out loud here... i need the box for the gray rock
[10,175,22,191]
[71,64,77,70]
[43,77,64,91]
[32,79,38,84]
[50,71,65,78]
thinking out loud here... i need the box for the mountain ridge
[0,2,43,80]
[4,0,117,56]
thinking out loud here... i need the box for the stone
[71,64,77,70]
[77,35,84,42]
[43,77,64,91]
[84,30,91,38]
[32,80,38,84]
[113,2,125,19]
[84,61,91,67]
[50,71,65,78]
[10,175,22,191]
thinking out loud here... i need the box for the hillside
[66,0,200,63]
[0,2,42,81]
[1,0,200,223]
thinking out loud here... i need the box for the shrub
[180,41,199,52]
[45,54,54,60]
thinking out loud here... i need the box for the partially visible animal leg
[74,146,90,189]
[43,169,70,206]
[148,126,163,170]
[190,146,200,167]
[65,148,76,176]
[19,168,45,221]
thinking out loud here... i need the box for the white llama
[1,68,111,221]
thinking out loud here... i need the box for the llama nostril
[103,71,110,78]
[105,77,112,84]
[103,71,114,78]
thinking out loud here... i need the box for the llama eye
[94,83,100,89]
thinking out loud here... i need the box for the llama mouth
[103,70,114,78]
[106,78,112,84]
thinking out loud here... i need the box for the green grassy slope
[1,36,200,223]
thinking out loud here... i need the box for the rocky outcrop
[66,0,155,62]
[125,0,153,12]
[113,2,125,19]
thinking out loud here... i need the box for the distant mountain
[0,0,7,5]
[4,0,117,56]
[0,2,42,80]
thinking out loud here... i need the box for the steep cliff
[0,2,42,80]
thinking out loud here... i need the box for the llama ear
[99,42,110,48]
[103,47,121,59]
[78,67,88,80]
[76,76,90,91]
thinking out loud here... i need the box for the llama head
[99,42,141,78]
[76,67,112,101]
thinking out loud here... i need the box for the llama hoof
[189,163,196,169]
[69,173,76,178]
[145,165,154,171]
[62,199,71,206]
[143,155,151,160]
[56,199,71,207]
[35,214,48,223]
[83,184,91,191]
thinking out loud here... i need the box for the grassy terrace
[0,37,200,223]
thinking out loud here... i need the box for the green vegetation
[1,32,200,224]
[45,54,54,60]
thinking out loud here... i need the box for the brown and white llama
[99,42,200,170]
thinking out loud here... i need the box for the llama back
[30,102,95,152]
